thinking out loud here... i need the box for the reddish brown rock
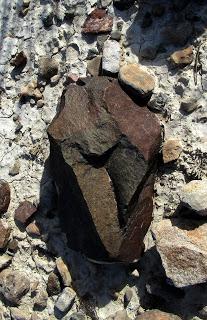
[82,9,113,34]
[14,201,37,225]
[0,220,11,249]
[47,272,61,296]
[136,310,181,320]
[0,180,10,215]
[48,76,161,263]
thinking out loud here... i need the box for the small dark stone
[148,93,168,113]
[11,51,27,68]
[0,180,10,215]
[47,272,61,296]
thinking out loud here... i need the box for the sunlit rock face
[48,76,161,263]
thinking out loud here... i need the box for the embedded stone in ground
[152,219,207,287]
[118,63,155,103]
[181,180,207,216]
[48,76,161,263]
[0,220,11,249]
[136,310,181,319]
[82,9,113,34]
[14,201,37,225]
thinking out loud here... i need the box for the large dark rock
[47,76,161,263]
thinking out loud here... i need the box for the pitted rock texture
[48,76,161,262]
[82,9,113,34]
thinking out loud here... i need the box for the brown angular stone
[0,269,30,305]
[162,139,182,163]
[82,9,113,34]
[0,220,11,249]
[48,76,161,263]
[87,56,102,76]
[169,46,194,67]
[14,201,37,225]
[136,310,181,320]
[0,180,10,215]
[26,221,41,236]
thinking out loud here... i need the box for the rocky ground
[0,0,207,319]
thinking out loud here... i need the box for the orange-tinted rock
[48,76,161,262]
[82,9,113,34]
[0,180,10,215]
[14,201,37,225]
[162,139,182,163]
[136,310,181,320]
[169,46,194,67]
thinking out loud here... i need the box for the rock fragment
[119,64,155,103]
[47,272,61,296]
[169,47,194,67]
[136,310,181,319]
[39,57,59,80]
[162,139,182,163]
[26,221,41,237]
[48,76,161,262]
[153,219,207,287]
[34,288,48,309]
[82,9,113,34]
[102,40,121,74]
[0,270,30,305]
[181,180,207,216]
[11,51,27,68]
[87,56,102,76]
[0,180,10,215]
[180,98,199,114]
[9,160,20,176]
[0,220,11,249]
[10,308,30,320]
[14,201,37,225]
[56,257,72,287]
[55,287,76,313]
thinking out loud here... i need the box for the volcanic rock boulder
[47,77,161,263]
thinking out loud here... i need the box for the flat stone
[48,76,161,263]
[102,40,121,74]
[0,180,10,215]
[26,221,41,236]
[181,180,207,216]
[56,257,72,287]
[0,220,11,249]
[87,56,102,76]
[152,219,207,287]
[180,98,199,114]
[136,310,181,319]
[0,270,30,305]
[82,9,113,34]
[119,64,155,103]
[55,287,76,313]
[14,201,37,225]
[162,139,182,163]
[39,56,59,80]
[169,47,194,67]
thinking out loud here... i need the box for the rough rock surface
[169,47,194,67]
[102,40,121,74]
[119,64,155,103]
[153,219,207,287]
[48,76,161,262]
[136,310,181,320]
[14,201,37,224]
[162,139,182,163]
[82,9,113,34]
[181,180,207,216]
[0,269,30,305]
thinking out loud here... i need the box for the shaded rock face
[48,77,161,263]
